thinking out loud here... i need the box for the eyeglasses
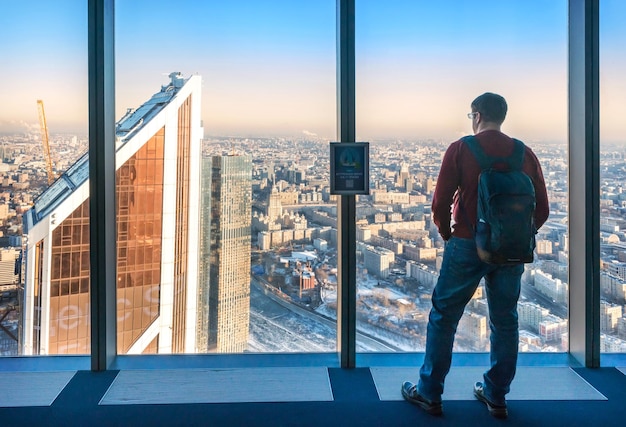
[467,112,479,119]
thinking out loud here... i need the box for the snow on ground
[247,310,334,353]
[248,282,335,352]
[248,282,396,352]
[315,303,422,352]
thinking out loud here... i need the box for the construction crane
[36,100,55,185]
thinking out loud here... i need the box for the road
[521,283,567,319]
[248,278,400,352]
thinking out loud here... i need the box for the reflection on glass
[116,129,165,354]
[355,0,568,353]
[114,75,202,355]
[600,0,626,353]
[48,201,90,354]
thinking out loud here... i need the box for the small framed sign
[330,142,369,195]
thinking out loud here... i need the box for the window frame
[3,0,622,371]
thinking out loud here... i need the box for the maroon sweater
[432,130,550,240]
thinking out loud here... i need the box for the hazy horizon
[1,1,625,144]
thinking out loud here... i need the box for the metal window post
[88,0,117,371]
[336,0,357,368]
[568,0,600,368]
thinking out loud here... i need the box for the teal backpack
[463,135,537,264]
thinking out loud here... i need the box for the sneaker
[473,382,508,419]
[401,381,443,416]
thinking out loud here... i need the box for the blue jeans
[417,237,523,405]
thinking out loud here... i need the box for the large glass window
[0,0,619,368]
[0,1,88,356]
[355,0,568,353]
[115,0,337,354]
[600,0,626,354]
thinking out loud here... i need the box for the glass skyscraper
[198,155,252,353]
[20,73,203,355]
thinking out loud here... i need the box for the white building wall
[184,76,202,353]
[158,95,183,354]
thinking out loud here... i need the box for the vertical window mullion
[568,0,600,367]
[337,0,357,368]
[88,0,117,371]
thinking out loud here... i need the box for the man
[401,93,549,418]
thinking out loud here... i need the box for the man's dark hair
[471,92,507,124]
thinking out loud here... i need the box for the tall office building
[267,186,283,220]
[198,155,252,353]
[21,72,203,355]
[396,162,410,189]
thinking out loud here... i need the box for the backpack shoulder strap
[509,138,526,171]
[462,135,491,170]
[463,135,526,171]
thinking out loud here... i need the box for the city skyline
[2,1,626,143]
[1,69,626,356]
[5,124,626,355]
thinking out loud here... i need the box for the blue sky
[1,1,625,143]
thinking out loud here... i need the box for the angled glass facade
[116,128,165,354]
[21,74,202,356]
[47,200,90,354]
